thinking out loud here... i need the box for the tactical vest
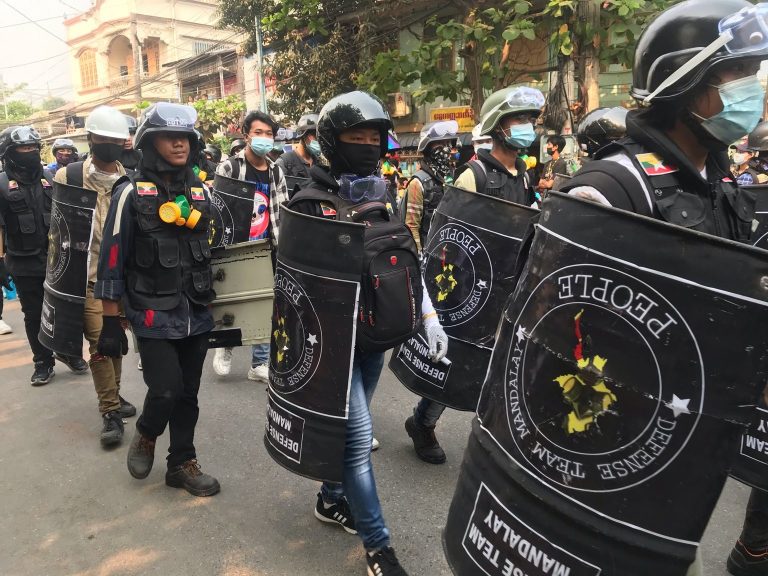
[0,171,53,258]
[124,176,215,311]
[460,157,532,205]
[410,170,444,241]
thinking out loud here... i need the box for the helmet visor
[11,126,40,144]
[153,102,197,129]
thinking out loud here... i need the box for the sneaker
[137,358,142,371]
[212,347,233,376]
[116,395,136,418]
[100,411,124,447]
[727,540,768,575]
[0,319,12,335]
[127,429,156,479]
[54,353,89,375]
[247,363,269,383]
[30,362,55,386]
[367,547,409,576]
[314,492,357,534]
[166,459,221,497]
[405,416,446,464]
[372,437,381,452]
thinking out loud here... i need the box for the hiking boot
[166,459,221,497]
[127,429,156,479]
[54,353,89,375]
[366,547,409,576]
[30,362,55,386]
[116,395,136,418]
[314,492,357,534]
[727,540,768,575]
[100,411,124,447]
[247,363,269,384]
[212,347,233,376]
[405,416,446,464]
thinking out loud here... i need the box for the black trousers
[0,288,4,319]
[13,275,53,366]
[136,333,209,468]
[740,488,768,550]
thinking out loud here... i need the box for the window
[79,50,98,89]
[143,38,160,75]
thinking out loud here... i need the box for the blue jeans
[414,397,446,428]
[251,343,269,367]
[321,350,389,551]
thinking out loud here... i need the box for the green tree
[41,96,67,111]
[191,95,246,141]
[4,100,37,121]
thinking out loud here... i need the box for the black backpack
[290,187,423,352]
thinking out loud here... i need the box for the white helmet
[85,105,130,139]
[471,123,491,143]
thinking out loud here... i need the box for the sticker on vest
[136,182,158,196]
[190,187,205,201]
[636,152,679,176]
[722,176,734,183]
[320,202,337,217]
[40,179,51,188]
[8,180,18,190]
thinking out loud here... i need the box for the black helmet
[134,102,198,151]
[204,143,222,163]
[0,125,41,159]
[123,113,138,135]
[230,137,246,155]
[317,91,393,159]
[748,121,768,151]
[576,107,629,157]
[632,0,768,103]
[296,113,319,138]
[51,138,77,154]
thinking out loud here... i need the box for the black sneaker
[54,353,89,375]
[116,395,136,418]
[314,492,357,534]
[367,547,409,576]
[100,411,124,447]
[405,416,446,464]
[727,540,768,575]
[127,429,156,479]
[166,459,221,497]
[30,363,55,386]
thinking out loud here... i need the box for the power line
[0,1,68,46]
[0,51,71,70]
[0,15,61,29]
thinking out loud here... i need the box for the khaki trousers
[84,290,122,414]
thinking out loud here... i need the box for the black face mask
[332,141,381,176]
[91,142,124,164]
[8,149,41,169]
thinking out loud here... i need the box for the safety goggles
[422,120,459,139]
[338,175,389,204]
[11,126,40,144]
[645,2,768,103]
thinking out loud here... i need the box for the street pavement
[0,298,751,576]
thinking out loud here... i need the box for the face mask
[91,142,123,164]
[697,76,765,145]
[545,146,554,156]
[474,142,493,153]
[8,149,41,169]
[55,151,74,166]
[733,152,750,165]
[307,140,322,158]
[250,136,274,157]
[332,141,381,176]
[502,123,536,149]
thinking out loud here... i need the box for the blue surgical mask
[698,76,765,145]
[250,136,274,157]
[307,140,322,157]
[503,123,536,149]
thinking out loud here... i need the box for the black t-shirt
[275,150,311,179]
[244,163,271,241]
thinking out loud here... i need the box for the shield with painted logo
[389,185,537,411]
[38,182,97,357]
[444,192,768,576]
[264,207,364,483]
[208,174,259,248]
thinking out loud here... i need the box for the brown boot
[127,429,156,479]
[166,459,220,497]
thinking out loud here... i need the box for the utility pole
[578,0,601,114]
[0,74,8,121]
[255,15,268,114]
[131,19,143,101]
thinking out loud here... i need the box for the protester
[0,264,12,334]
[120,114,141,172]
[741,121,768,185]
[536,134,568,195]
[561,1,768,573]
[0,125,88,385]
[204,143,221,175]
[95,102,220,496]
[733,140,760,185]
[576,106,629,159]
[470,123,493,158]
[212,110,288,383]
[275,113,320,178]
[46,138,78,172]
[54,106,136,447]
[229,137,247,156]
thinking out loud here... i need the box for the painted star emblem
[516,325,526,342]
[666,394,691,418]
[476,280,488,289]
[225,226,232,234]
[307,334,318,346]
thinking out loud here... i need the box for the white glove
[567,186,612,207]
[423,313,448,363]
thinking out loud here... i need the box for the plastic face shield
[338,175,389,204]
[644,3,768,103]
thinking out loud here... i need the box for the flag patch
[136,182,158,196]
[320,202,337,217]
[636,153,678,176]
[190,187,205,201]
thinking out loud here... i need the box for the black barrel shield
[444,193,768,576]
[390,185,537,411]
[39,182,97,356]
[731,184,768,491]
[264,207,364,483]
[209,174,259,248]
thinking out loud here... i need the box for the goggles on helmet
[11,126,40,144]
[338,174,389,204]
[423,120,458,139]
[644,2,768,104]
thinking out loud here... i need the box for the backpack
[290,186,423,352]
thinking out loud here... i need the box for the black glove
[97,316,128,358]
[0,258,11,290]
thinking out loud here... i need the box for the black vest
[459,156,532,205]
[124,176,215,311]
[411,169,444,241]
[0,170,53,258]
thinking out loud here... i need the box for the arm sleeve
[454,167,477,193]
[421,275,435,319]
[94,184,135,301]
[216,158,234,178]
[270,164,289,249]
[404,178,424,251]
[53,166,67,184]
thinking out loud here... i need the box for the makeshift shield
[444,193,768,576]
[285,175,309,200]
[390,185,536,411]
[38,182,96,357]
[264,207,364,483]
[208,174,258,248]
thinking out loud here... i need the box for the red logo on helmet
[390,256,398,266]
